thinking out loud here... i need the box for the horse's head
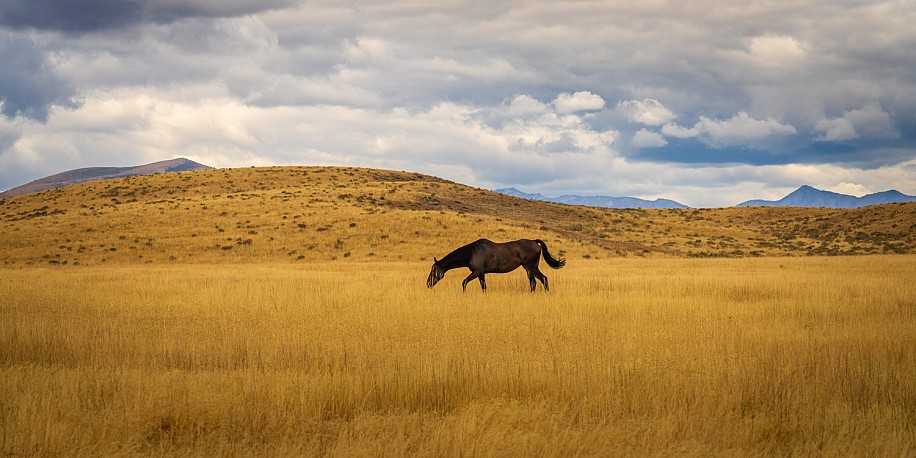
[426,257,445,288]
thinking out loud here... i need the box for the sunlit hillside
[1,165,914,266]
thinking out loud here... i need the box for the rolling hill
[0,158,213,199]
[0,165,914,266]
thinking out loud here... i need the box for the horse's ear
[433,257,438,264]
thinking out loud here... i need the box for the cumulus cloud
[814,103,900,142]
[502,94,550,118]
[631,129,668,148]
[552,91,605,114]
[0,86,620,194]
[662,112,796,147]
[617,99,676,126]
[1,0,915,205]
[659,123,697,139]
[697,113,797,146]
[814,117,858,142]
[844,104,900,140]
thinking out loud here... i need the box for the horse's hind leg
[524,267,537,292]
[478,274,487,292]
[537,272,549,292]
[533,267,549,292]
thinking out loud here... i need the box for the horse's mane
[437,239,483,269]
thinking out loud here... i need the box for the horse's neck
[439,244,472,270]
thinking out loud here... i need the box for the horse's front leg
[462,271,481,292]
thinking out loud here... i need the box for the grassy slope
[1,165,915,266]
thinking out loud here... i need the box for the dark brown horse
[426,239,566,292]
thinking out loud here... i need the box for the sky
[1,0,915,207]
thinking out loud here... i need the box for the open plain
[1,167,915,456]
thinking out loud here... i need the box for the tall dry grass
[2,256,915,456]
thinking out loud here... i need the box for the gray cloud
[1,0,914,206]
[0,0,140,33]
[0,0,295,33]
[0,32,78,121]
[0,0,292,122]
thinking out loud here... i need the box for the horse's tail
[536,240,566,269]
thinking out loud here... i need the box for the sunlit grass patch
[2,256,914,455]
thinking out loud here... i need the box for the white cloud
[498,95,617,160]
[617,98,676,126]
[0,85,624,193]
[662,112,796,147]
[2,1,915,205]
[748,35,806,68]
[552,91,605,114]
[631,128,668,148]
[698,112,797,146]
[660,122,698,139]
[826,182,871,197]
[4,83,914,208]
[503,94,550,118]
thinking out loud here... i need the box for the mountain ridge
[495,187,689,209]
[738,185,916,208]
[0,158,213,199]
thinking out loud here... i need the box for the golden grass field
[2,257,914,456]
[1,166,915,456]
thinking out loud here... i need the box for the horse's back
[502,239,543,264]
[509,238,541,252]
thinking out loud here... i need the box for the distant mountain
[0,158,214,199]
[738,185,916,208]
[495,187,689,209]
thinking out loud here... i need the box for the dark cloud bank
[1,1,913,207]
